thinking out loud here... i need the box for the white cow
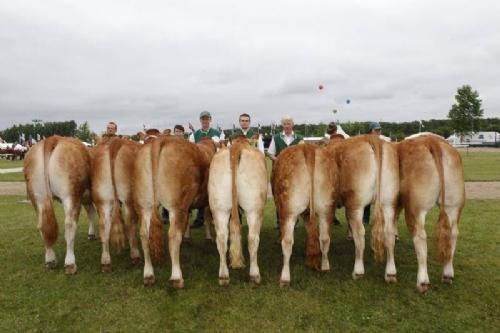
[209,137,268,285]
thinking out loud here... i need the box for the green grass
[0,196,499,332]
[0,172,24,182]
[461,151,500,181]
[0,159,23,169]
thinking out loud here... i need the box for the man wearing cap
[267,115,303,162]
[189,111,221,144]
[233,113,265,153]
[189,111,221,228]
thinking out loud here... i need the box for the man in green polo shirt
[189,111,221,228]
[233,113,264,153]
[267,115,303,161]
[188,111,221,144]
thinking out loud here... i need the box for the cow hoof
[219,277,230,286]
[352,273,364,280]
[131,257,142,266]
[442,276,454,284]
[87,234,96,241]
[250,275,261,284]
[64,264,78,275]
[143,275,155,286]
[279,280,290,288]
[385,274,397,284]
[45,260,57,269]
[416,283,430,294]
[171,279,184,289]
[101,263,112,273]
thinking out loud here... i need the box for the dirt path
[2,181,500,199]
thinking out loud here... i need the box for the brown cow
[208,136,268,285]
[24,136,95,274]
[397,135,465,293]
[134,136,216,286]
[91,137,142,272]
[272,135,399,286]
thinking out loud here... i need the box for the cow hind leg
[347,208,365,279]
[214,210,231,285]
[383,205,397,283]
[97,202,113,272]
[406,209,431,293]
[246,210,262,284]
[123,205,142,265]
[139,209,155,285]
[169,210,188,288]
[83,202,98,240]
[318,212,331,272]
[280,214,298,287]
[36,202,57,269]
[62,198,81,275]
[441,206,461,284]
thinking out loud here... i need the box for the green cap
[368,122,381,131]
[199,111,211,118]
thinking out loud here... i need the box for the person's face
[282,120,294,134]
[106,124,117,135]
[174,128,184,136]
[164,129,171,136]
[200,116,211,129]
[371,128,382,135]
[239,116,250,130]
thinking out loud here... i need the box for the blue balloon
[346,99,351,104]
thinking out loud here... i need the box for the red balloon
[318,84,324,90]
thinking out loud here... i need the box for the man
[163,128,172,136]
[268,115,303,229]
[106,122,118,137]
[189,111,221,144]
[174,124,185,137]
[267,115,303,161]
[189,111,221,228]
[233,113,264,153]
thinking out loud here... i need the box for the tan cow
[272,135,399,286]
[397,135,465,293]
[134,136,216,287]
[24,136,95,274]
[208,136,268,285]
[91,137,142,272]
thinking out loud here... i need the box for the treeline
[0,121,96,143]
[239,118,500,141]
[2,118,500,143]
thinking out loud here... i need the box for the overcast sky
[1,0,499,134]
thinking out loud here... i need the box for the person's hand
[188,122,195,132]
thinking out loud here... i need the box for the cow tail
[304,147,321,270]
[41,136,59,247]
[108,139,126,252]
[427,139,451,262]
[369,137,385,262]
[229,143,245,268]
[148,139,165,262]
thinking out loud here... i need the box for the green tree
[448,85,483,137]
[75,121,95,143]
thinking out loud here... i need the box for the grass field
[461,151,500,181]
[0,159,23,169]
[1,196,499,332]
